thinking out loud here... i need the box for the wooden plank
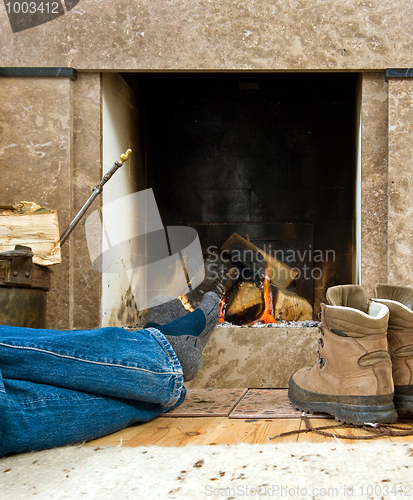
[84,424,149,447]
[86,417,227,447]
[85,417,303,447]
[86,415,411,448]
[388,422,413,443]
[123,417,227,447]
[204,418,302,444]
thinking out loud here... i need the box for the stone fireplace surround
[0,70,402,313]
[1,68,411,388]
[2,0,413,388]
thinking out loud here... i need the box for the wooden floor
[84,388,413,447]
[85,416,413,448]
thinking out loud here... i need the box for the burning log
[273,288,313,321]
[181,232,312,325]
[224,283,313,325]
[220,233,298,289]
[224,282,264,325]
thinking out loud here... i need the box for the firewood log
[224,281,264,325]
[273,288,313,321]
[0,202,61,266]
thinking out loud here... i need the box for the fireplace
[119,72,360,319]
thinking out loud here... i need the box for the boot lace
[317,326,325,369]
[269,414,413,440]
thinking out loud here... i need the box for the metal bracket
[0,67,77,81]
[385,68,413,79]
[1,245,34,287]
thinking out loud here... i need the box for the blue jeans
[0,325,186,456]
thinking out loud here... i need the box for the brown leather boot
[288,285,397,425]
[373,284,413,418]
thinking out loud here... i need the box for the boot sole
[289,376,398,426]
[394,386,413,419]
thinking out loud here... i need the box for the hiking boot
[373,284,413,418]
[288,285,398,425]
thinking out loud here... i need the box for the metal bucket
[0,245,51,329]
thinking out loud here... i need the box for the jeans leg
[0,325,184,406]
[0,371,186,457]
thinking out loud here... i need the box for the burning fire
[219,296,226,323]
[219,265,276,325]
[257,266,276,324]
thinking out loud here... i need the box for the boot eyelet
[318,358,325,369]
[318,337,324,348]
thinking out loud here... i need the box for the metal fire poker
[59,149,132,246]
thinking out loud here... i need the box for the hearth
[179,232,314,326]
[118,72,359,317]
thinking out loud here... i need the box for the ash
[217,320,320,328]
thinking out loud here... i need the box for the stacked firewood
[0,201,61,265]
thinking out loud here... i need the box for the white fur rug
[2,442,413,499]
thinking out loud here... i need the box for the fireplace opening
[113,72,360,322]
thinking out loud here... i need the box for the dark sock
[144,292,220,381]
[154,292,219,348]
[153,309,205,338]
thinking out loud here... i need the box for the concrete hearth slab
[185,327,319,389]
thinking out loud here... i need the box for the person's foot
[180,252,239,310]
[145,292,220,382]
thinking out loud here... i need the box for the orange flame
[258,266,276,324]
[219,297,226,323]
